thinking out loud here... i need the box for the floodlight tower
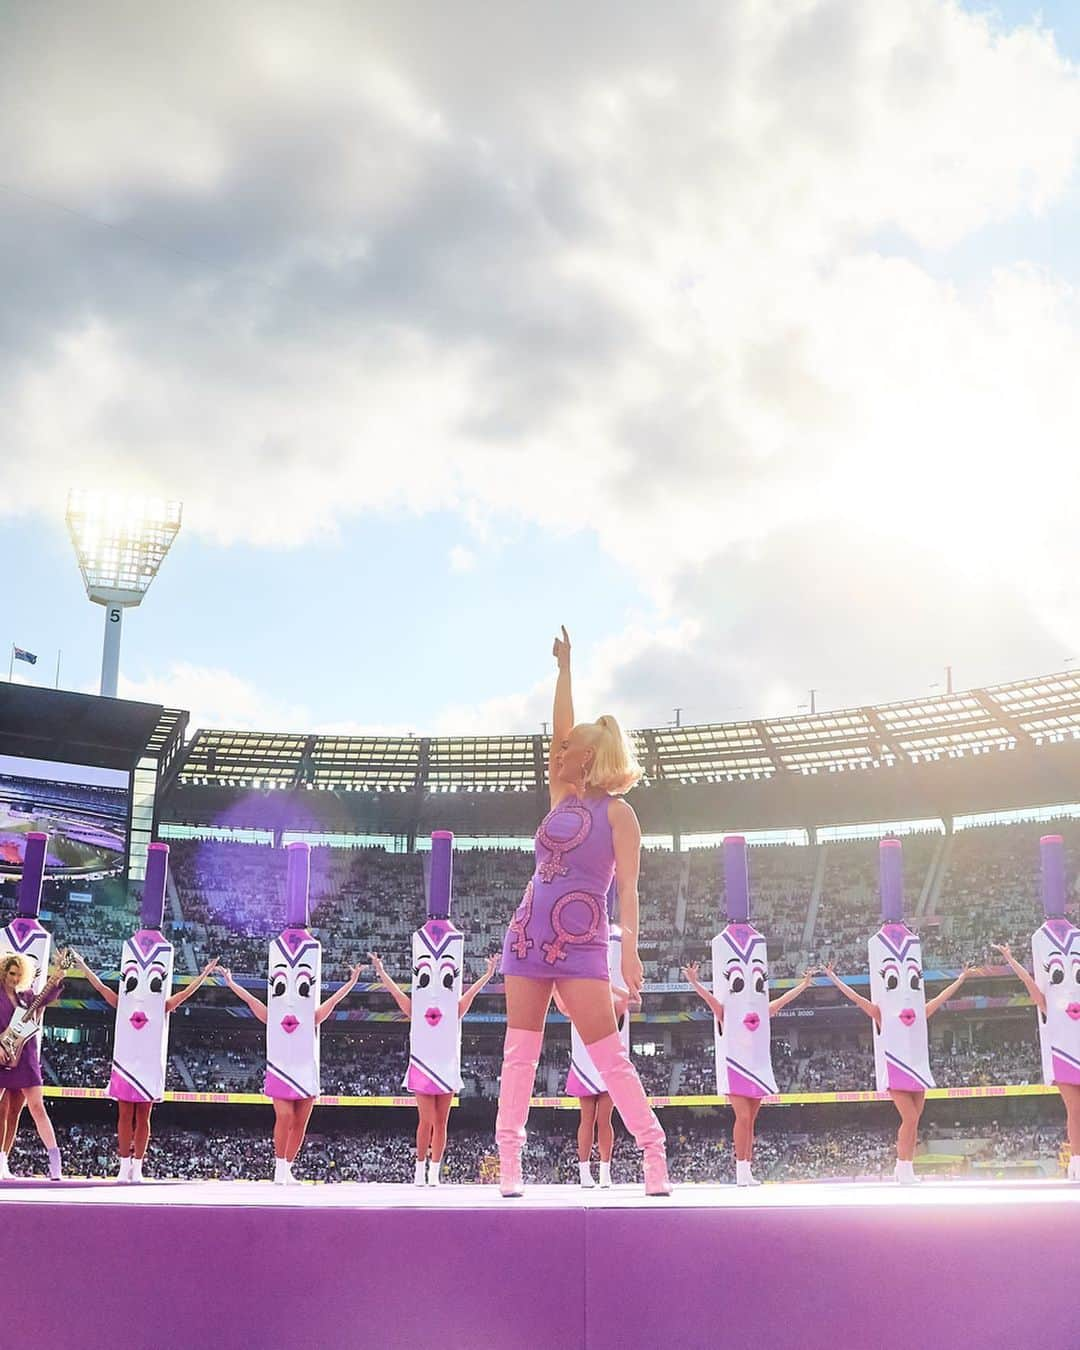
[65,490,183,698]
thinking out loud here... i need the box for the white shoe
[428,1162,442,1186]
[0,1152,10,1180]
[735,1161,761,1187]
[273,1158,289,1186]
[894,1161,918,1186]
[414,1160,427,1187]
[131,1159,144,1184]
[578,1162,596,1188]
[1068,1156,1080,1182]
[117,1156,133,1183]
[598,1162,612,1189]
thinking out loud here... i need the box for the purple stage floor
[7,1178,1077,1350]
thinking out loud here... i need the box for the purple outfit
[0,982,62,1089]
[500,793,613,981]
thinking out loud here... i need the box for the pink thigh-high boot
[587,1032,673,1196]
[495,1027,543,1197]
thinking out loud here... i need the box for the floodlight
[66,489,183,697]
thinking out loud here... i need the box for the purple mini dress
[500,792,614,981]
[0,983,62,1090]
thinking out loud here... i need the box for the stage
[7,1178,1077,1349]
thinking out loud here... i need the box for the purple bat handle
[1041,834,1066,918]
[141,842,169,929]
[429,831,454,919]
[879,839,904,923]
[723,835,750,923]
[606,876,618,920]
[17,832,48,919]
[285,842,311,927]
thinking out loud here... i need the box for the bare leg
[22,1087,57,1151]
[117,1101,135,1157]
[596,1094,615,1162]
[577,1095,598,1162]
[1059,1083,1080,1156]
[414,1093,435,1160]
[888,1089,925,1161]
[272,1100,293,1158]
[133,1103,153,1159]
[2,1090,25,1152]
[285,1097,317,1162]
[430,1094,452,1163]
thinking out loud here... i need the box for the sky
[3,0,1080,738]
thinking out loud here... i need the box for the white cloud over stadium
[3,1,1080,730]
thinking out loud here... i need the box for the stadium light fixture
[65,489,183,698]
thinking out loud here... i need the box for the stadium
[7,3,1080,1346]
[3,671,1079,1344]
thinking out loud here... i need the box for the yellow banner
[41,1083,1057,1108]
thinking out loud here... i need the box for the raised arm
[925,965,971,1018]
[459,954,498,1019]
[610,798,645,1002]
[368,952,411,1017]
[822,963,879,1022]
[991,943,1046,1011]
[769,968,815,1016]
[68,948,119,1009]
[219,966,268,1024]
[166,958,220,1014]
[682,960,725,1021]
[317,963,364,1025]
[548,626,575,809]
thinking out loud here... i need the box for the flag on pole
[13,646,38,665]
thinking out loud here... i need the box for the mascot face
[711,923,777,1098]
[1032,919,1080,1085]
[265,929,322,1099]
[407,920,463,1095]
[110,931,175,1100]
[868,924,933,1092]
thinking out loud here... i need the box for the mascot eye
[124,975,138,995]
[1074,967,1080,985]
[909,972,921,991]
[730,975,745,994]
[885,973,898,992]
[148,975,163,994]
[297,979,312,998]
[442,971,455,990]
[272,977,286,998]
[754,975,765,995]
[1050,968,1064,985]
[417,971,431,989]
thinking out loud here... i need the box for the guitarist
[0,950,66,1180]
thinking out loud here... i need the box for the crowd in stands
[5,1116,1068,1184]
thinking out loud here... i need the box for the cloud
[4,1,1080,727]
[116,660,410,735]
[448,544,476,573]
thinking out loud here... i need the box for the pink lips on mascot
[404,832,464,1096]
[108,843,176,1103]
[1031,835,1080,1087]
[711,836,777,1098]
[868,839,934,1094]
[264,843,322,1100]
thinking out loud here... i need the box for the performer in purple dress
[495,626,672,1197]
[0,950,65,1180]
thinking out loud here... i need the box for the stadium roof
[174,668,1080,794]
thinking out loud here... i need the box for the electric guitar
[0,950,72,1070]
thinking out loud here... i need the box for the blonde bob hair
[0,951,34,992]
[576,715,644,796]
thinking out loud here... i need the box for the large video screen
[0,754,129,879]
